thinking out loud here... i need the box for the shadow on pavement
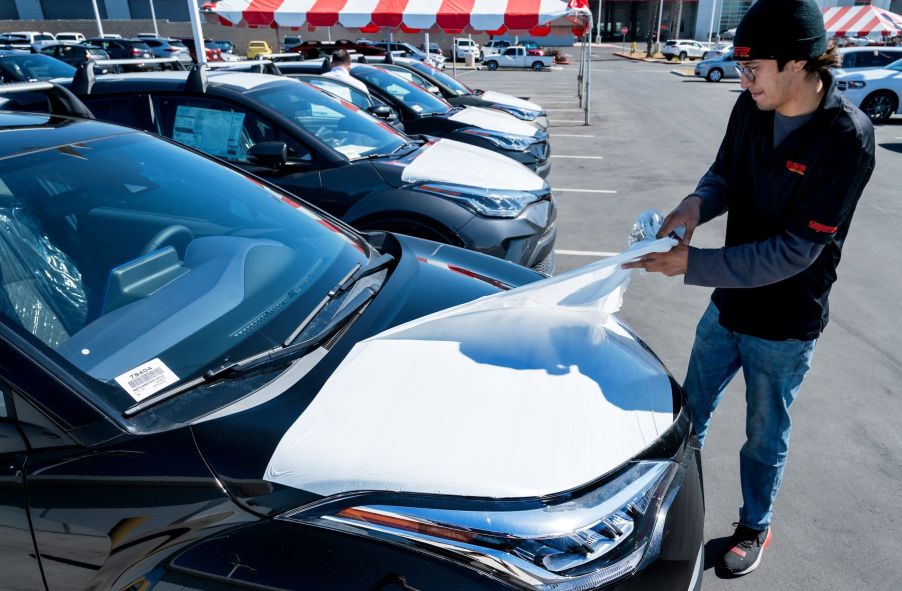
[878,142,902,154]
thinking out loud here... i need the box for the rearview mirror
[248,141,288,169]
[367,105,392,119]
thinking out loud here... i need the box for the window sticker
[115,358,179,402]
[173,105,245,159]
[333,144,371,159]
[411,104,423,112]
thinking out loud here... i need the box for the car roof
[838,46,902,52]
[61,69,296,94]
[0,111,139,158]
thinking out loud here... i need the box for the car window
[407,61,472,95]
[81,95,147,129]
[152,96,292,164]
[875,51,902,67]
[0,132,369,409]
[503,48,516,56]
[0,55,75,82]
[353,66,451,116]
[306,77,372,109]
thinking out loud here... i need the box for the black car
[37,42,118,74]
[85,38,157,71]
[0,98,704,591]
[287,72,404,130]
[0,50,76,83]
[61,67,557,272]
[278,61,552,178]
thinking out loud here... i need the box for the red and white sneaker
[722,524,772,576]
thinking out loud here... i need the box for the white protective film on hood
[448,106,542,137]
[478,90,543,113]
[401,139,545,191]
[265,224,679,499]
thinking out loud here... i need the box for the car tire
[860,90,897,123]
[486,60,498,71]
[531,61,543,71]
[679,51,688,61]
[706,68,723,82]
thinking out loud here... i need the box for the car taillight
[131,47,142,56]
[165,47,178,52]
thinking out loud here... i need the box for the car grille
[836,80,847,91]
[529,141,549,161]
[531,251,554,275]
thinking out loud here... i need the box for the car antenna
[186,63,209,93]
[357,54,367,63]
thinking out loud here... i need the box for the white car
[56,32,86,43]
[4,31,56,49]
[836,57,902,122]
[483,46,554,71]
[481,39,511,60]
[662,39,706,61]
[837,47,902,72]
[452,38,480,61]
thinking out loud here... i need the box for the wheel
[140,225,194,257]
[486,60,498,71]
[531,61,543,71]
[860,91,897,123]
[679,51,688,61]
[667,55,675,61]
[706,68,723,82]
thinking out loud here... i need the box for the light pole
[91,0,104,37]
[149,0,159,37]
[654,0,665,45]
[595,0,603,43]
[708,0,722,46]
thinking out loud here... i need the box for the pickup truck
[483,46,553,71]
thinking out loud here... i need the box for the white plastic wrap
[0,206,87,348]
[265,215,678,499]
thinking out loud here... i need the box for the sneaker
[721,524,772,576]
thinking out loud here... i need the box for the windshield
[0,130,369,410]
[0,54,76,81]
[406,60,472,96]
[251,80,408,160]
[887,58,902,71]
[353,65,452,116]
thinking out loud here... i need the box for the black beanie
[733,0,827,61]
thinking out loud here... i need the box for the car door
[0,383,45,591]
[150,94,325,203]
[500,47,518,67]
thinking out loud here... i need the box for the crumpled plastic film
[0,206,88,348]
[263,212,679,499]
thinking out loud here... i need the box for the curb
[612,52,694,65]
[670,69,696,77]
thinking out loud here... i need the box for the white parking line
[555,188,616,193]
[549,119,587,124]
[555,249,618,257]
[545,108,584,111]
[551,155,604,160]
[551,134,595,138]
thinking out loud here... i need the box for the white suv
[453,38,480,61]
[662,39,706,61]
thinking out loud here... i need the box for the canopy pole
[425,31,430,59]
[585,15,592,126]
[452,36,457,78]
[187,0,207,65]
[149,0,159,37]
[91,0,104,37]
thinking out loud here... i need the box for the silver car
[694,49,740,82]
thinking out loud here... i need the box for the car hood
[477,90,543,113]
[448,105,542,137]
[377,137,545,191]
[836,67,897,81]
[191,236,679,512]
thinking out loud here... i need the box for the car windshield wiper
[357,142,418,160]
[122,253,393,417]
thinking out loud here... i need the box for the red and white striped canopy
[204,0,590,34]
[822,5,902,38]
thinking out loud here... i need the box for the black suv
[62,67,557,272]
[85,38,156,71]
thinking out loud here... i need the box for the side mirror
[427,84,440,95]
[248,141,288,169]
[367,105,392,119]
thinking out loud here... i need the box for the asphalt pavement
[459,46,902,590]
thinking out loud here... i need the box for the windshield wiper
[357,142,418,160]
[122,253,394,417]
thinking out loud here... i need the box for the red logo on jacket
[808,220,837,234]
[733,46,751,58]
[786,160,807,176]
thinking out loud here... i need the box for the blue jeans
[684,303,816,530]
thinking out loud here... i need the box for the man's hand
[657,195,702,243]
[621,244,689,276]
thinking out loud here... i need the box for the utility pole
[595,0,603,43]
[91,0,104,37]
[675,0,684,40]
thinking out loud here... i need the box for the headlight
[413,182,543,218]
[846,80,866,89]
[280,460,678,590]
[460,127,536,151]
[490,103,543,122]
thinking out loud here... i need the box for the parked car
[0,89,704,591]
[62,68,556,271]
[38,43,115,72]
[694,48,740,82]
[419,41,443,56]
[279,61,552,178]
[364,40,445,69]
[247,40,273,59]
[837,46,902,72]
[521,40,545,56]
[178,37,223,62]
[288,72,404,130]
[452,37,481,61]
[0,50,75,84]
[483,46,554,71]
[100,33,123,39]
[381,57,548,128]
[55,32,87,43]
[85,37,159,72]
[281,35,303,52]
[836,57,902,122]
[662,39,706,61]
[140,37,194,66]
[4,30,56,48]
[214,39,235,54]
[481,39,511,60]
[702,42,732,60]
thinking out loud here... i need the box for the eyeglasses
[734,63,758,82]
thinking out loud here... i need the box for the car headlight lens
[413,182,543,218]
[460,127,536,151]
[489,103,543,122]
[280,460,678,590]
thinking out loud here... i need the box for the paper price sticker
[115,359,179,402]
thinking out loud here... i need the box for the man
[623,0,875,577]
[322,49,369,95]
